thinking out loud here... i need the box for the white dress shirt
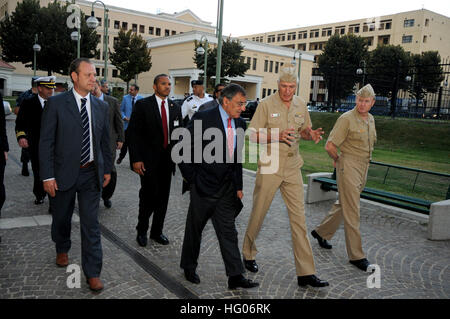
[72,89,94,163]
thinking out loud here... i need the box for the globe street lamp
[32,34,41,77]
[87,1,109,81]
[291,49,302,95]
[356,60,366,86]
[196,35,208,88]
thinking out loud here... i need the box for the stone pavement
[1,115,449,299]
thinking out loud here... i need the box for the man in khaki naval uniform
[311,84,377,272]
[242,64,329,288]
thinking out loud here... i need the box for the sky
[100,0,450,36]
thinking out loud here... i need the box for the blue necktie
[80,98,90,166]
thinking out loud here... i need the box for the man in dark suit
[178,84,259,290]
[0,94,8,243]
[92,80,124,209]
[127,74,183,247]
[16,76,55,206]
[39,58,112,292]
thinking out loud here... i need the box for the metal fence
[311,62,450,119]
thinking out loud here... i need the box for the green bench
[312,161,450,215]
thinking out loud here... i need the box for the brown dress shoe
[56,253,69,267]
[87,277,104,292]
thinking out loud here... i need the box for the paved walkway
[1,115,449,299]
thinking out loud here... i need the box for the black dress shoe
[349,258,371,271]
[297,275,329,287]
[136,234,148,247]
[228,275,259,290]
[104,199,112,208]
[150,234,169,245]
[243,258,259,273]
[311,230,332,249]
[184,269,200,284]
[34,198,44,205]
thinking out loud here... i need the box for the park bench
[306,162,450,240]
[310,161,449,215]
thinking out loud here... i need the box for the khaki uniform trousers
[243,167,316,276]
[315,153,369,261]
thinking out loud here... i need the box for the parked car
[3,101,12,116]
[240,100,258,120]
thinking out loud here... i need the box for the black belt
[80,161,94,169]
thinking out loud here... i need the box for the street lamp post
[70,30,81,58]
[87,1,109,81]
[215,0,224,86]
[356,60,366,86]
[291,49,302,95]
[32,34,41,77]
[196,35,208,88]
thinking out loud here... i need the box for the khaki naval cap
[357,84,376,98]
[279,63,298,83]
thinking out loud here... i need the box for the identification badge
[271,113,280,118]
[174,120,179,126]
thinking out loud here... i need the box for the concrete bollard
[306,172,337,204]
[427,200,450,241]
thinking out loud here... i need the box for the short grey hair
[218,84,246,105]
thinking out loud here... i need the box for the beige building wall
[143,31,314,102]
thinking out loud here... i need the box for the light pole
[70,30,81,58]
[356,60,366,86]
[291,49,302,95]
[196,35,208,89]
[32,34,41,77]
[215,0,224,86]
[87,1,109,81]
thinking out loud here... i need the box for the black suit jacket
[179,106,246,197]
[0,94,9,154]
[128,94,183,173]
[15,94,42,156]
[198,99,219,113]
[103,94,125,153]
[39,90,112,191]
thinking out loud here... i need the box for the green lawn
[243,113,450,203]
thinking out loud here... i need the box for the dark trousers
[20,148,29,164]
[0,155,5,215]
[30,151,46,200]
[180,180,244,277]
[50,165,102,278]
[102,169,117,201]
[118,129,129,161]
[136,152,172,237]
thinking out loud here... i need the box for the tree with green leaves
[367,45,412,117]
[317,34,369,110]
[0,0,99,75]
[408,51,444,105]
[109,29,152,91]
[194,38,250,89]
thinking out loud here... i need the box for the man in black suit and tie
[39,58,112,292]
[127,74,183,247]
[16,76,55,206]
[91,80,125,209]
[178,84,259,290]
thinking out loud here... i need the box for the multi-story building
[240,9,450,104]
[0,0,215,95]
[0,0,315,101]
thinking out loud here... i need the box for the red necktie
[227,118,234,159]
[161,100,168,148]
